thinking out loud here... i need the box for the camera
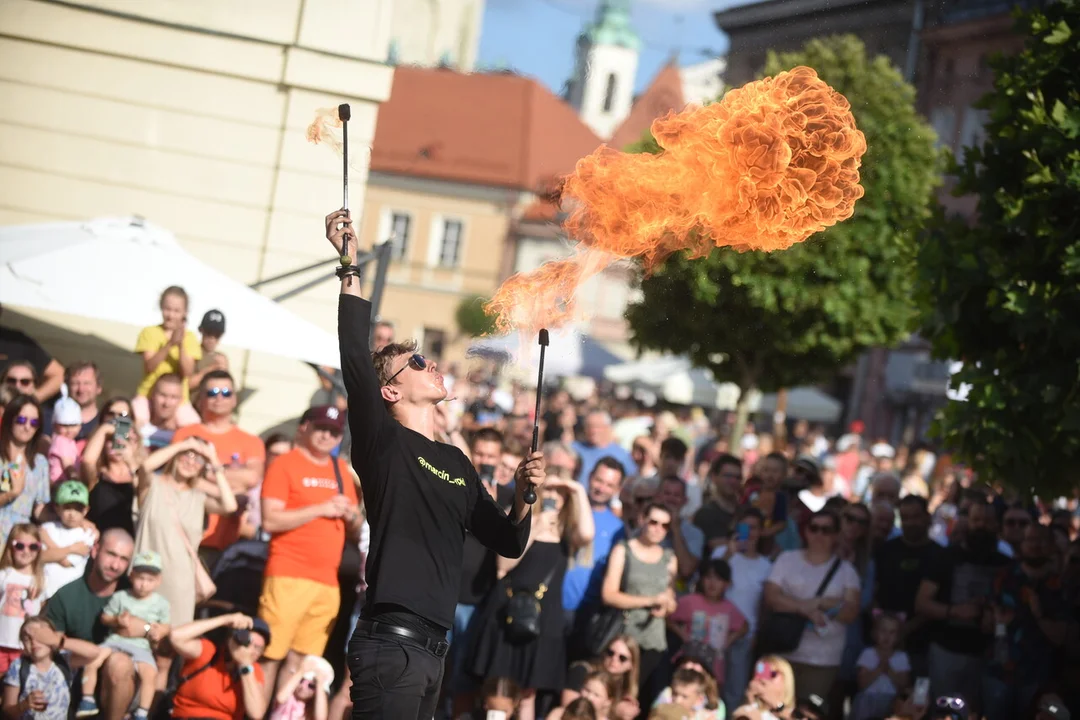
[233,629,251,646]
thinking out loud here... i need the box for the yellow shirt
[134,325,203,401]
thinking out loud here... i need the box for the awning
[0,216,341,368]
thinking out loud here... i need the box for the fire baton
[338,103,352,269]
[524,328,549,505]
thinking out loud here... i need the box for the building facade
[0,0,394,432]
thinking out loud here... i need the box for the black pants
[349,632,445,719]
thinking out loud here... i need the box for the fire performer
[323,209,545,719]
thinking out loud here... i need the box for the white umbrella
[467,327,585,379]
[0,216,341,368]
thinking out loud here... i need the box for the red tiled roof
[370,67,603,191]
[608,60,687,150]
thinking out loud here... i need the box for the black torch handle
[523,330,549,505]
[338,103,352,265]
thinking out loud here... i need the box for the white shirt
[711,547,772,634]
[40,522,96,598]
[0,568,42,649]
[766,550,861,667]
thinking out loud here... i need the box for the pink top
[670,594,747,681]
[269,695,307,720]
[47,435,80,484]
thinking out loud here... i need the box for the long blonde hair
[534,479,593,567]
[757,655,796,711]
[0,524,46,600]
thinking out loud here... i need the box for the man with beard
[43,529,139,720]
[982,523,1069,720]
[915,500,1009,717]
[874,495,942,676]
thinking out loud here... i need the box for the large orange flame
[486,66,868,336]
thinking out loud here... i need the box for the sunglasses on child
[206,387,233,398]
[385,353,428,385]
[605,648,631,663]
[14,416,40,428]
[12,541,40,552]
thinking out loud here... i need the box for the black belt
[355,619,450,658]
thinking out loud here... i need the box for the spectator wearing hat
[79,550,170,720]
[188,310,229,396]
[170,370,264,570]
[47,396,83,484]
[39,480,97,598]
[132,287,201,429]
[168,613,270,720]
[257,405,361,691]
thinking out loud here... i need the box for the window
[438,219,463,267]
[388,212,411,261]
[423,328,446,361]
[602,73,617,113]
[959,107,990,150]
[929,106,956,150]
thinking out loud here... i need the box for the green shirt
[43,578,112,643]
[102,590,170,654]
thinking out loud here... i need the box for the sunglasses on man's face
[206,387,233,399]
[807,523,837,535]
[4,377,33,388]
[14,416,40,428]
[12,542,40,552]
[385,353,427,386]
[843,513,869,526]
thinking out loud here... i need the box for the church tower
[566,0,640,140]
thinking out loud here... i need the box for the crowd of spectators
[0,292,1079,720]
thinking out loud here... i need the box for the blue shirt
[572,441,637,488]
[562,508,626,611]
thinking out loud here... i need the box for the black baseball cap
[199,310,226,335]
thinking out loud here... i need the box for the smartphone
[112,416,132,449]
[541,497,558,512]
[913,677,930,707]
[485,712,507,720]
[233,628,251,646]
[736,522,751,543]
[478,463,496,485]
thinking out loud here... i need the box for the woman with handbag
[134,436,238,627]
[469,476,594,720]
[760,509,860,717]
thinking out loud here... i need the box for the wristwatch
[238,664,254,676]
[143,623,152,638]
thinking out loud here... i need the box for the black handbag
[756,557,841,656]
[581,540,631,657]
[503,561,558,644]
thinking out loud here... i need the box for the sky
[478,0,749,95]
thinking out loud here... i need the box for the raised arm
[326,209,390,464]
[169,612,251,660]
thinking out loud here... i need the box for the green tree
[916,1,1080,496]
[456,294,497,337]
[626,35,941,440]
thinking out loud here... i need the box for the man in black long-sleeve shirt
[325,210,543,719]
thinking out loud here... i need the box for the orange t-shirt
[170,424,266,550]
[171,638,265,720]
[261,448,359,586]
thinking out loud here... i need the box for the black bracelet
[335,265,362,279]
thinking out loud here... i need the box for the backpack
[149,646,221,720]
[18,652,74,695]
